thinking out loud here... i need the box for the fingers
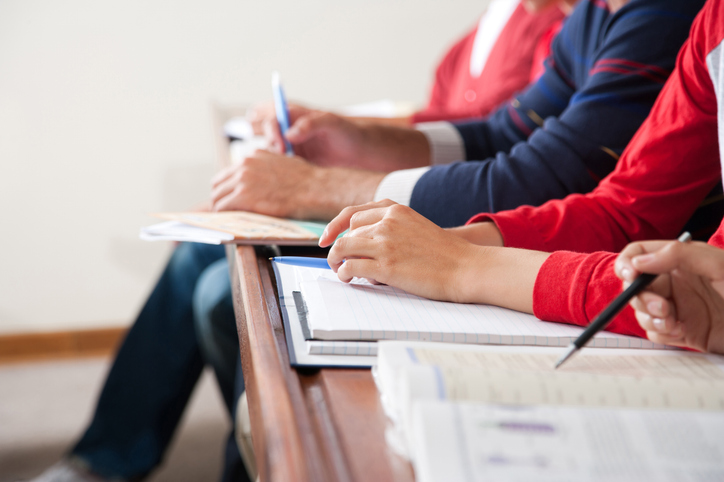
[210,177,238,210]
[319,199,397,247]
[336,259,382,284]
[629,288,674,319]
[631,240,724,281]
[327,236,379,272]
[246,102,275,135]
[263,118,285,154]
[286,111,340,143]
[209,150,281,211]
[211,164,236,189]
[615,240,669,282]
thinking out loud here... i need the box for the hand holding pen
[613,233,724,356]
[555,232,693,369]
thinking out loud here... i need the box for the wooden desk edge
[230,245,313,481]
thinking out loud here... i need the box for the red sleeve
[534,217,724,338]
[468,4,720,255]
[533,251,645,337]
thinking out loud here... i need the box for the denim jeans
[71,243,247,482]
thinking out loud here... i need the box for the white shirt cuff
[373,167,431,206]
[415,121,466,165]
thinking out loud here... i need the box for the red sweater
[469,0,724,339]
[411,3,564,123]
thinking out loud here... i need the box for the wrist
[448,222,504,247]
[360,125,430,171]
[302,166,385,220]
[452,245,548,313]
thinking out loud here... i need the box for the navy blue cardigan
[410,0,706,227]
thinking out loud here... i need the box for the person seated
[211,0,712,232]
[30,3,567,482]
[318,0,724,356]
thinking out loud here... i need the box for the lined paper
[301,278,664,349]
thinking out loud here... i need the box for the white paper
[301,278,665,350]
[139,220,234,244]
[412,401,724,482]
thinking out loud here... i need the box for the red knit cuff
[533,250,647,339]
[533,251,591,327]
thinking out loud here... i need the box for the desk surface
[229,245,415,482]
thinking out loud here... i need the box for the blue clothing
[193,258,239,410]
[71,243,248,482]
[411,0,707,227]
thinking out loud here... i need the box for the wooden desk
[229,245,415,482]
[211,104,413,481]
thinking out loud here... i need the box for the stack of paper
[375,341,724,482]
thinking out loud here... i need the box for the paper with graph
[298,277,665,349]
[410,401,724,482]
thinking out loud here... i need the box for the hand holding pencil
[613,236,724,355]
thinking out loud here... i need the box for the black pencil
[554,231,692,369]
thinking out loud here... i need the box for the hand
[268,110,430,172]
[615,239,724,354]
[322,200,487,302]
[245,101,313,137]
[281,111,371,168]
[210,150,386,220]
[210,150,322,219]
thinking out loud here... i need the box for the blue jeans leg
[193,260,249,482]
[71,242,226,480]
[193,259,242,414]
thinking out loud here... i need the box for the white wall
[0,0,486,334]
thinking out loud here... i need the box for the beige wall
[0,0,487,334]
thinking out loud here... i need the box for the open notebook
[272,260,667,368]
[140,211,327,245]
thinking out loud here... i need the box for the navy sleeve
[410,0,702,228]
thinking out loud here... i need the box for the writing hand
[615,239,724,354]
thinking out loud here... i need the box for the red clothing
[412,3,565,123]
[528,19,564,83]
[469,0,724,339]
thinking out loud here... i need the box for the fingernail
[653,318,665,330]
[633,253,655,267]
[647,300,663,316]
[286,127,298,138]
[621,268,633,281]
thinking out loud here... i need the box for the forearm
[301,167,386,220]
[457,245,549,314]
[347,115,412,128]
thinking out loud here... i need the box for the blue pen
[272,256,331,270]
[272,71,295,155]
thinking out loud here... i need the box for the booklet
[140,211,327,246]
